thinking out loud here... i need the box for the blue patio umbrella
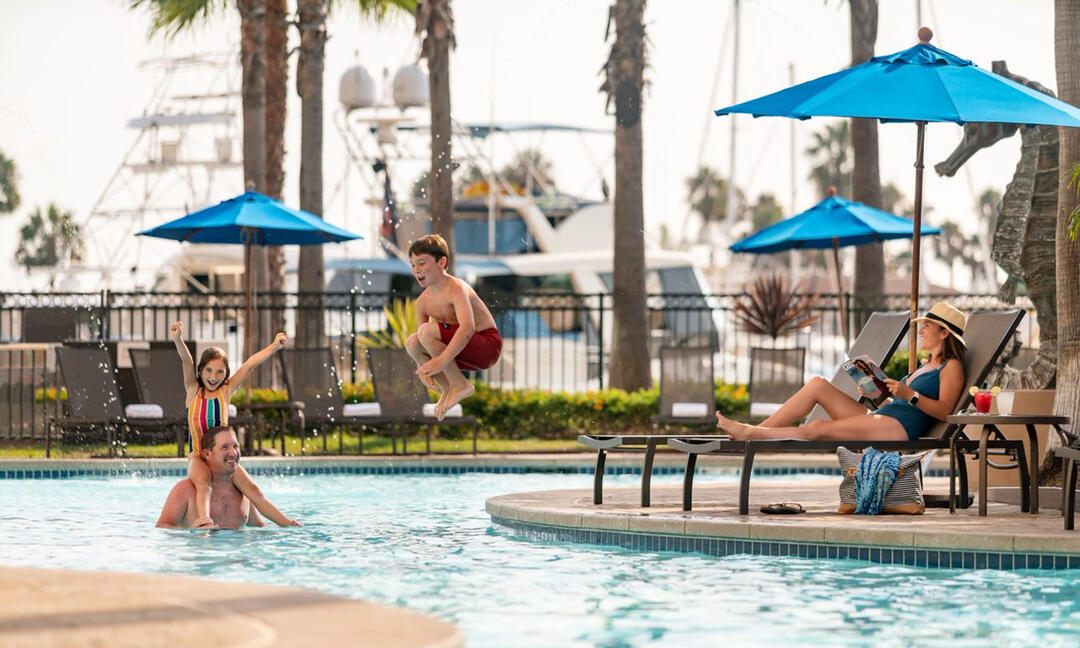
[137,190,359,245]
[716,27,1080,369]
[730,189,941,343]
[138,191,361,354]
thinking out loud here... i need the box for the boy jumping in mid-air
[405,234,502,420]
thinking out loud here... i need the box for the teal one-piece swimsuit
[873,361,950,440]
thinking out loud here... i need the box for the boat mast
[723,0,741,238]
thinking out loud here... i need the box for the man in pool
[156,426,295,529]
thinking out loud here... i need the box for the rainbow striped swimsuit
[187,387,229,453]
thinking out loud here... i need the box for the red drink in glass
[974,390,992,414]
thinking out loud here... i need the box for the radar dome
[392,64,428,109]
[339,65,376,110]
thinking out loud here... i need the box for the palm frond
[129,0,228,39]
[1068,162,1080,241]
[329,0,416,21]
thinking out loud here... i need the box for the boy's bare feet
[433,388,450,413]
[192,516,217,529]
[436,382,474,420]
[715,412,751,439]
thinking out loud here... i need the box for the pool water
[3,471,1080,646]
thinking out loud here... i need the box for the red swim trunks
[438,322,503,371]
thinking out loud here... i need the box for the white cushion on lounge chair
[342,402,382,417]
[749,402,783,418]
[671,402,709,418]
[125,404,163,419]
[422,403,463,418]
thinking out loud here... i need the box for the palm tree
[415,0,456,272]
[931,220,974,289]
[881,182,912,218]
[976,187,1002,292]
[16,204,84,271]
[295,0,415,348]
[295,0,329,347]
[848,0,885,323]
[601,0,650,391]
[0,149,20,215]
[132,0,270,357]
[265,0,289,334]
[750,193,784,231]
[1045,0,1080,478]
[805,121,851,198]
[685,166,745,241]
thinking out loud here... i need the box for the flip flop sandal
[760,502,805,514]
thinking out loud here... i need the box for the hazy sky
[0,0,1058,290]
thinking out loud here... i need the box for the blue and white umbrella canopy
[715,29,1080,367]
[137,191,361,245]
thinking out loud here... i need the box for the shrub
[227,380,750,439]
[34,387,67,403]
[883,350,931,380]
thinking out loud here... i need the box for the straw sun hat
[913,302,967,347]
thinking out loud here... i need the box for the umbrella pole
[243,232,255,363]
[832,238,849,350]
[909,121,927,373]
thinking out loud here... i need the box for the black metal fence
[0,290,1036,441]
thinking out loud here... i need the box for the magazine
[840,355,892,403]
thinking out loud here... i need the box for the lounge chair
[578,311,910,506]
[47,346,182,457]
[21,307,84,343]
[669,309,1029,513]
[128,347,189,456]
[1055,442,1080,530]
[365,347,479,454]
[277,347,477,454]
[653,346,716,429]
[748,346,805,419]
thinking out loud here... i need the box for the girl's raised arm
[228,332,287,395]
[170,321,197,393]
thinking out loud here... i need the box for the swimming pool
[3,470,1080,646]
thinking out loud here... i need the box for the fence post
[597,292,604,390]
[349,290,358,384]
[99,289,110,340]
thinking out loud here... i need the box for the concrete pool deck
[0,567,462,648]
[486,477,1080,569]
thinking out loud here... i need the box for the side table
[946,414,1071,516]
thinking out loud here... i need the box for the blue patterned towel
[854,447,900,515]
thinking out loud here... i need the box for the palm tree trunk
[849,0,885,332]
[424,0,455,273]
[265,0,289,341]
[238,0,268,361]
[607,0,650,391]
[296,0,327,349]
[1045,0,1080,482]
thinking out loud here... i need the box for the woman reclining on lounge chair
[716,302,966,442]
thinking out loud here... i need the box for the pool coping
[0,453,952,478]
[485,481,1080,571]
[0,566,463,648]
